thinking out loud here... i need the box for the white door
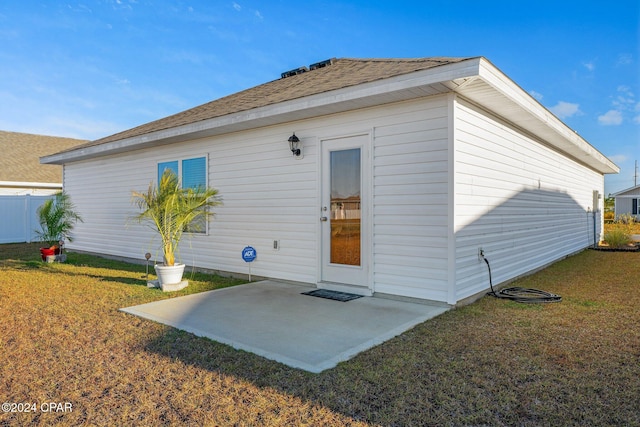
[320,134,370,290]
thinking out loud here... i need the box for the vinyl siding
[614,197,639,218]
[453,97,603,301]
[614,186,640,218]
[64,95,451,297]
[372,96,450,301]
[61,92,606,305]
[64,127,319,283]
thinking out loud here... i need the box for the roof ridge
[338,56,468,61]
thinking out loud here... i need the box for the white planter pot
[154,263,186,286]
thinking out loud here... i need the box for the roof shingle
[75,57,470,149]
[0,131,86,183]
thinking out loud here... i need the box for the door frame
[317,131,373,295]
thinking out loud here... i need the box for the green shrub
[603,229,632,248]
[35,191,83,246]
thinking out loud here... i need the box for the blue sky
[0,1,638,194]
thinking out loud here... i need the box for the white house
[612,185,640,220]
[41,57,618,305]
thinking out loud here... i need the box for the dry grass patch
[0,243,638,426]
[604,220,640,235]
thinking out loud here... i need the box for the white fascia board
[612,184,640,196]
[0,181,62,189]
[476,58,619,175]
[41,59,484,165]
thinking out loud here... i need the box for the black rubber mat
[301,289,363,302]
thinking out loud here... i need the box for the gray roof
[0,131,86,183]
[63,57,470,151]
[612,184,640,197]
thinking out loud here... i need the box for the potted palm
[132,169,221,289]
[35,191,83,261]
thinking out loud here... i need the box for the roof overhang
[41,57,618,175]
[612,184,640,197]
[460,58,618,174]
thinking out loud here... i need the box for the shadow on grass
[1,247,244,294]
[1,253,150,286]
[142,329,349,416]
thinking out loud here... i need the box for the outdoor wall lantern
[288,133,301,157]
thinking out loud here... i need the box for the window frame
[157,155,209,235]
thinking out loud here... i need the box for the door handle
[320,216,328,222]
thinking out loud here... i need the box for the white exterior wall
[372,96,450,301]
[614,187,640,219]
[64,128,320,284]
[614,197,639,219]
[62,92,606,305]
[452,97,604,302]
[64,96,451,301]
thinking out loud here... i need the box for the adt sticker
[242,246,257,262]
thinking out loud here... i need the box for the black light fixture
[288,133,301,156]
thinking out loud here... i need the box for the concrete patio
[121,280,450,373]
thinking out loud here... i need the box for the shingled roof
[41,56,618,175]
[71,57,470,149]
[0,131,86,184]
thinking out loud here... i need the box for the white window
[157,156,208,233]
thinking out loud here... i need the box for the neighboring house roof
[612,184,640,197]
[0,131,86,186]
[41,56,619,175]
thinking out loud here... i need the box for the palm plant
[132,169,222,266]
[35,191,83,246]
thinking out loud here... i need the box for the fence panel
[0,195,53,244]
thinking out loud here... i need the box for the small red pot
[40,247,61,261]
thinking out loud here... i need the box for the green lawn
[0,243,638,426]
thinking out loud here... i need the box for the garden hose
[480,251,561,303]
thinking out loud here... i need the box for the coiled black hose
[481,252,561,303]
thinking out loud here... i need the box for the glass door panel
[330,148,361,266]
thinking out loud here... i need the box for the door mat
[302,289,363,302]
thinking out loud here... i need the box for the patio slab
[121,280,450,373]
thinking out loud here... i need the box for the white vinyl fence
[0,195,53,244]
